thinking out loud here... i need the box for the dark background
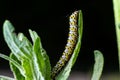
[0,0,119,74]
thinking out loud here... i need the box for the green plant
[0,10,104,80]
[113,0,120,70]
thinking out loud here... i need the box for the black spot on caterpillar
[51,11,79,79]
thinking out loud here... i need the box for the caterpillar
[51,11,79,79]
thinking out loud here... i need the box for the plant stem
[113,0,120,71]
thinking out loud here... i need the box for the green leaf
[3,20,39,80]
[29,29,38,42]
[3,20,30,60]
[21,58,36,80]
[41,49,51,80]
[17,33,32,56]
[91,50,104,80]
[32,38,46,80]
[10,53,25,80]
[17,33,37,80]
[0,75,14,80]
[56,10,83,80]
[113,0,120,70]
[29,30,51,80]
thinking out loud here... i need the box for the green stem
[113,0,120,70]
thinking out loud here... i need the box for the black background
[0,0,119,74]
